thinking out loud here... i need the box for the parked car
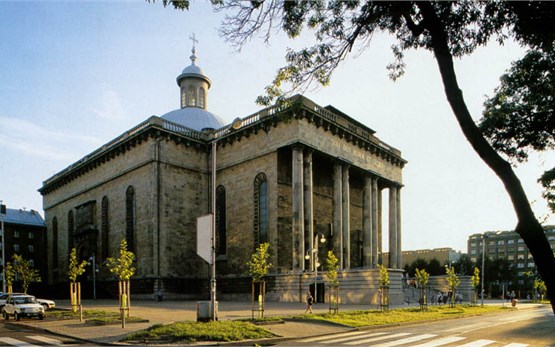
[2,294,45,321]
[0,293,55,311]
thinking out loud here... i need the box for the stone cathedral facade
[40,47,406,304]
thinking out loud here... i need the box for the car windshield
[15,297,37,304]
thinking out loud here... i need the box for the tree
[415,268,430,310]
[454,255,475,276]
[470,267,480,305]
[325,250,339,314]
[246,242,272,318]
[106,239,136,317]
[377,264,389,311]
[4,262,15,293]
[445,265,460,307]
[161,0,555,313]
[68,248,87,313]
[12,254,41,294]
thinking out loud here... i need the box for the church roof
[161,107,225,131]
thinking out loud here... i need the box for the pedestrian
[305,291,314,314]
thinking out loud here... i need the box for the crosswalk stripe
[344,332,412,345]
[27,336,63,346]
[0,337,40,347]
[457,339,496,346]
[372,334,437,347]
[321,332,386,344]
[298,330,371,343]
[411,336,467,347]
[503,344,529,347]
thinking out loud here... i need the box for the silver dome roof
[161,107,225,131]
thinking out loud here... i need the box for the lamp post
[210,118,243,321]
[88,253,98,300]
[481,234,487,306]
[0,201,6,293]
[305,232,326,303]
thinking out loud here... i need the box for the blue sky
[1,1,553,252]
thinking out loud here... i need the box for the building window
[28,245,34,253]
[13,244,19,252]
[517,246,525,251]
[52,217,58,268]
[199,87,206,108]
[508,255,515,260]
[527,262,535,268]
[29,259,34,267]
[497,240,505,245]
[181,87,186,108]
[517,263,524,268]
[507,239,515,244]
[188,86,196,106]
[14,230,19,238]
[216,185,227,255]
[254,173,269,248]
[101,196,110,261]
[28,231,34,239]
[518,239,524,243]
[68,210,74,251]
[470,249,476,255]
[517,254,525,260]
[126,186,136,253]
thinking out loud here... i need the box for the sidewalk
[14,299,540,345]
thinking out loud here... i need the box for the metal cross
[190,33,198,49]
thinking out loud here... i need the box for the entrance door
[309,283,326,303]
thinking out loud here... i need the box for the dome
[161,107,225,131]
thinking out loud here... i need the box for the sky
[0,1,553,253]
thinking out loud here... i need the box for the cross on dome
[189,33,198,65]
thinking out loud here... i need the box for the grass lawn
[122,304,512,344]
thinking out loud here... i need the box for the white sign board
[197,214,213,264]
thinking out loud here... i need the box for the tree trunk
[417,2,555,314]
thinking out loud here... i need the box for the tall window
[68,210,74,251]
[216,185,227,255]
[181,87,187,108]
[254,173,269,248]
[198,87,206,108]
[126,186,136,253]
[101,196,109,261]
[52,217,58,268]
[188,86,196,106]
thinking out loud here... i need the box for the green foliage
[106,239,136,281]
[377,264,389,287]
[4,262,15,288]
[471,267,480,291]
[415,268,430,288]
[534,279,547,296]
[12,254,41,293]
[247,242,272,282]
[68,247,87,283]
[325,250,339,287]
[445,266,461,306]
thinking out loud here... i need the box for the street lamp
[305,232,326,303]
[0,201,6,293]
[209,117,243,321]
[481,234,489,306]
[88,253,99,300]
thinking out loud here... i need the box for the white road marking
[297,330,372,343]
[27,335,64,346]
[411,336,467,347]
[321,332,387,344]
[344,332,412,345]
[372,333,437,347]
[457,339,496,346]
[0,337,40,347]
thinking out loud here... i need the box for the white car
[0,292,55,311]
[2,294,45,321]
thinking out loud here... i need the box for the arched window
[254,173,269,248]
[198,87,206,109]
[181,87,187,108]
[188,86,196,107]
[126,186,136,253]
[216,185,226,255]
[68,210,74,251]
[101,196,109,261]
[52,217,58,268]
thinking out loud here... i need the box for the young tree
[415,268,430,310]
[106,239,135,317]
[4,262,15,293]
[445,265,461,307]
[156,0,555,314]
[325,250,339,314]
[246,242,272,319]
[470,267,480,305]
[12,254,41,294]
[68,248,87,313]
[377,264,390,310]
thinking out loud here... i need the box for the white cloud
[0,116,103,162]
[92,87,127,121]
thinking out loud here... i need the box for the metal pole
[314,237,318,304]
[481,235,486,306]
[1,217,5,293]
[92,254,96,300]
[210,140,217,321]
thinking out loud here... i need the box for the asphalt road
[0,322,83,346]
[280,306,555,346]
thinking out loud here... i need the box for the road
[0,322,82,346]
[280,306,555,347]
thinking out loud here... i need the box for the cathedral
[40,45,406,304]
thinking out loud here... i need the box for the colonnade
[291,146,402,271]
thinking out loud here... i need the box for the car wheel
[3,311,8,320]
[41,303,49,311]
[15,312,20,321]
[39,314,44,320]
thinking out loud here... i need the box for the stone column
[378,187,383,265]
[333,162,343,269]
[396,186,402,270]
[371,177,379,267]
[304,150,314,271]
[342,165,350,269]
[292,146,304,270]
[363,176,372,267]
[388,185,398,269]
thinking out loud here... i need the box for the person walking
[305,291,314,314]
